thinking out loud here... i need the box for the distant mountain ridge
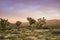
[46,19,60,25]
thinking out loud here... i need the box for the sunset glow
[0,0,60,23]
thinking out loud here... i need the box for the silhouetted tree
[0,18,9,31]
[37,17,46,29]
[27,17,36,25]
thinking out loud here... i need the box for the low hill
[46,19,60,25]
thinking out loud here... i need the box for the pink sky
[0,0,60,23]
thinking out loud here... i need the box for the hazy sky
[0,0,60,22]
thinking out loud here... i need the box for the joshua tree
[37,17,46,29]
[0,18,9,31]
[27,17,36,25]
[27,17,36,30]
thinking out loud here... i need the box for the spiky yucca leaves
[27,17,36,25]
[27,17,37,30]
[0,18,9,31]
[15,21,21,30]
[37,17,46,29]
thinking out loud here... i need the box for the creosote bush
[16,21,21,26]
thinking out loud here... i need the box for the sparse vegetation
[0,17,60,40]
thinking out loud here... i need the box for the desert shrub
[51,30,60,34]
[15,21,22,30]
[15,21,21,26]
[45,24,60,29]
